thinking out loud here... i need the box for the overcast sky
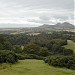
[0,0,74,28]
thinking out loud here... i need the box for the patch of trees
[5,34,30,45]
[45,39,67,54]
[14,43,49,60]
[0,50,18,63]
[4,31,75,46]
[0,34,13,50]
[28,34,51,47]
[13,46,22,53]
[23,43,49,57]
[44,55,75,70]
[0,34,18,63]
[17,42,73,60]
[50,31,75,41]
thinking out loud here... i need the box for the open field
[10,31,25,35]
[64,40,75,53]
[0,59,75,75]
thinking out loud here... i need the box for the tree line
[0,31,75,69]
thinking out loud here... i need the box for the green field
[11,31,25,35]
[64,40,75,53]
[0,59,75,75]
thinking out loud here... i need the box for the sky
[0,0,74,28]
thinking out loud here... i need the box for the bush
[39,47,49,56]
[13,46,22,53]
[0,50,18,63]
[23,43,49,57]
[44,55,75,70]
[16,53,43,60]
[63,49,74,55]
[16,54,26,60]
[23,43,40,54]
[44,57,49,63]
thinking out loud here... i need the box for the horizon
[0,22,74,28]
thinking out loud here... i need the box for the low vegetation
[0,50,18,63]
[44,55,75,70]
[0,59,75,75]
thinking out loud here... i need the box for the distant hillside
[0,22,74,34]
[39,22,74,29]
[34,22,74,31]
[55,22,74,29]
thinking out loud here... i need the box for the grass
[0,59,75,75]
[11,31,25,35]
[64,40,75,53]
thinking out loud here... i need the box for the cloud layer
[0,0,74,27]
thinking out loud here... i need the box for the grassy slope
[0,59,75,75]
[64,40,75,53]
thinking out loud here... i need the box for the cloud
[27,9,74,25]
[0,0,74,27]
[1,0,73,9]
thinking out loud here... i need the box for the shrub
[63,49,74,55]
[44,55,75,70]
[16,53,43,60]
[16,54,26,60]
[0,50,18,63]
[39,47,49,56]
[23,43,49,57]
[23,43,40,54]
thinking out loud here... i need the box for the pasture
[0,59,75,75]
[64,40,75,53]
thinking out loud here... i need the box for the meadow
[0,59,75,75]
[64,40,75,53]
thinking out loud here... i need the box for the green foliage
[3,41,13,50]
[0,43,3,49]
[13,46,22,53]
[44,55,75,70]
[51,31,75,41]
[0,50,18,63]
[16,54,43,60]
[5,34,29,45]
[39,47,49,56]
[0,31,75,68]
[0,35,6,44]
[23,43,49,57]
[63,49,74,55]
[23,43,40,54]
[0,34,13,50]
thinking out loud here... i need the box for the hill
[0,22,74,34]
[37,22,74,31]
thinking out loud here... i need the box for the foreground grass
[0,59,75,75]
[64,40,75,53]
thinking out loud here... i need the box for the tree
[23,43,40,54]
[13,46,22,53]
[3,41,13,50]
[39,47,49,56]
[63,49,74,55]
[0,50,18,63]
